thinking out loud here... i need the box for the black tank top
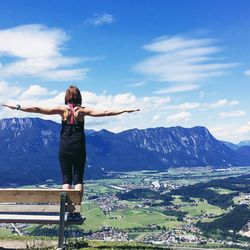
[59,106,85,154]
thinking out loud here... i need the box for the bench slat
[0,214,83,225]
[0,204,80,213]
[0,189,82,204]
[0,214,60,224]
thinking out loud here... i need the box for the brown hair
[65,85,82,105]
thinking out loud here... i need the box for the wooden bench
[0,189,84,249]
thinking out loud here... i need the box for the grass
[178,199,224,217]
[208,187,237,194]
[174,242,243,249]
[80,202,107,231]
[172,196,225,219]
[198,217,218,223]
[172,195,183,205]
[81,203,182,231]
[80,240,170,249]
[0,228,12,237]
[0,236,242,250]
[84,183,117,195]
[233,194,248,205]
[233,195,242,204]
[23,225,40,233]
[107,209,180,229]
[128,232,142,240]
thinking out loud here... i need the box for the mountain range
[0,117,249,186]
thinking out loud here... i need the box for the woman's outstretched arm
[2,104,64,116]
[82,107,140,117]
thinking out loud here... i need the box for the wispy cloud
[219,110,246,118]
[84,13,114,26]
[0,24,89,81]
[162,99,239,112]
[166,111,192,123]
[133,35,237,84]
[204,99,239,109]
[154,84,199,94]
[128,81,146,88]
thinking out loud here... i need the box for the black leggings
[59,151,86,185]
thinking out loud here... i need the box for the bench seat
[0,188,84,248]
[0,214,83,225]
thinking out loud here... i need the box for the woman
[3,86,140,195]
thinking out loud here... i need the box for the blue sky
[0,0,249,143]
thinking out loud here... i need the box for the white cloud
[0,25,88,81]
[154,84,199,94]
[219,110,246,118]
[166,102,201,110]
[84,13,114,26]
[235,122,250,135]
[142,96,171,108]
[0,81,22,102]
[166,111,192,122]
[133,35,236,84]
[20,85,48,99]
[205,99,239,109]
[209,124,238,141]
[81,91,170,110]
[153,115,160,121]
[210,121,250,143]
[113,93,137,105]
[0,24,66,58]
[0,82,172,131]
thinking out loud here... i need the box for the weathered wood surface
[0,189,81,204]
[0,204,80,213]
[0,189,83,226]
[0,214,82,225]
[0,214,61,224]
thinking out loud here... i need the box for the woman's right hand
[126,109,140,113]
[2,104,16,110]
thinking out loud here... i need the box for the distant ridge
[0,117,250,186]
[221,141,239,151]
[238,140,250,147]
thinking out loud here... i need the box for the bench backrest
[0,189,81,213]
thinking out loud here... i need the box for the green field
[80,201,182,231]
[179,199,225,217]
[208,187,237,194]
